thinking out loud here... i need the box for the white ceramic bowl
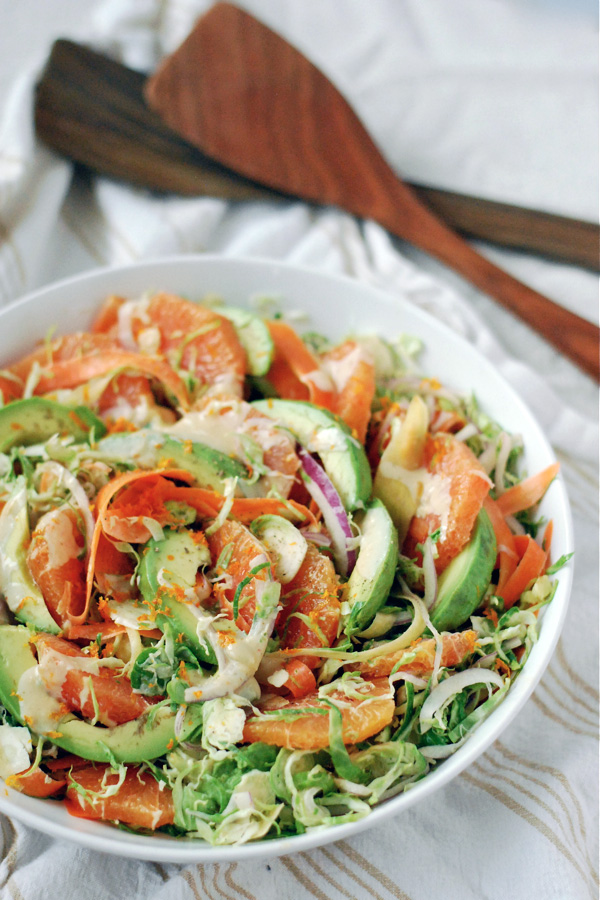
[0,256,573,863]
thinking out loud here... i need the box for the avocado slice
[0,625,176,763]
[218,306,274,377]
[96,429,248,489]
[0,479,60,634]
[429,508,497,632]
[344,499,398,636]
[0,397,106,453]
[136,528,215,665]
[250,514,308,583]
[251,399,372,510]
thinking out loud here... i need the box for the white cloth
[0,2,598,899]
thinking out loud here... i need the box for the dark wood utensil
[142,3,598,380]
[34,40,600,272]
[34,29,599,380]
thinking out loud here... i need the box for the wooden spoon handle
[36,40,600,271]
[376,188,599,379]
[411,184,599,272]
[429,224,598,377]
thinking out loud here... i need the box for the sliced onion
[421,537,438,610]
[475,652,498,668]
[419,668,505,733]
[116,299,139,352]
[233,791,254,811]
[297,448,356,577]
[493,431,513,496]
[453,422,479,443]
[299,529,332,548]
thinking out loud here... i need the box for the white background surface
[0,2,598,899]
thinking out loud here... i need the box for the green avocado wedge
[95,429,248,489]
[250,514,308,583]
[0,397,106,452]
[251,399,372,510]
[0,479,60,634]
[0,625,176,764]
[137,528,216,665]
[218,306,274,376]
[429,508,497,632]
[344,499,398,637]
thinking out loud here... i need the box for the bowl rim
[0,254,574,862]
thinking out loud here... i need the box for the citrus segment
[242,677,394,749]
[27,507,87,626]
[206,519,274,632]
[403,434,491,573]
[6,767,66,798]
[320,340,375,443]
[355,630,478,678]
[277,543,341,668]
[65,765,174,828]
[132,293,247,395]
[35,634,155,727]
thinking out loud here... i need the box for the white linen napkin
[0,2,597,899]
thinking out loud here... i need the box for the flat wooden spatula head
[144,1,400,221]
[144,2,600,380]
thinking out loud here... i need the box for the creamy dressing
[136,326,161,355]
[34,508,81,571]
[106,598,155,630]
[320,345,363,393]
[17,666,66,734]
[302,368,334,392]
[307,426,351,454]
[166,399,297,496]
[166,402,246,457]
[416,472,452,539]
[378,460,452,538]
[36,646,121,702]
[0,724,32,779]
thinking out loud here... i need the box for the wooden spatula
[144,2,599,380]
[34,38,600,274]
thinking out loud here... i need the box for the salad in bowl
[0,259,570,856]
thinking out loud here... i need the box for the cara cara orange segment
[35,634,156,727]
[206,518,275,632]
[103,292,248,396]
[65,765,174,828]
[276,543,341,668]
[320,340,375,443]
[27,506,87,627]
[242,677,394,750]
[402,433,492,573]
[355,630,478,679]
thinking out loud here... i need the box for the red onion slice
[299,529,332,548]
[298,447,357,577]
